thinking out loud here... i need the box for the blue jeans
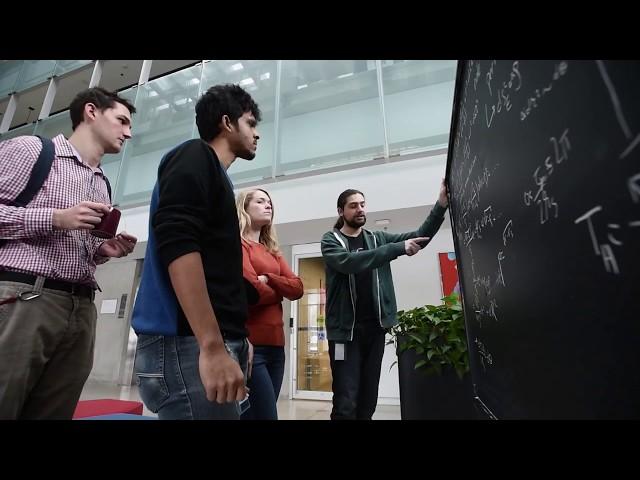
[241,345,285,420]
[134,335,249,420]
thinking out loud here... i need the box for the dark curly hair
[195,83,262,142]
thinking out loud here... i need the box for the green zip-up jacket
[320,203,447,342]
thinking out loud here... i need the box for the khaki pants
[0,281,97,420]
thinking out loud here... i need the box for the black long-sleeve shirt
[151,139,251,338]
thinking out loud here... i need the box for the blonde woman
[236,188,303,420]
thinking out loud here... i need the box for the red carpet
[73,399,143,419]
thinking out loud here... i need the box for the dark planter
[397,343,475,420]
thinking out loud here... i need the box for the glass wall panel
[16,60,57,92]
[100,60,144,93]
[115,64,202,206]
[8,84,48,129]
[0,60,461,205]
[33,110,73,140]
[0,123,36,141]
[382,60,457,155]
[0,61,23,97]
[277,60,385,176]
[149,60,199,81]
[54,60,92,77]
[49,65,94,115]
[100,160,120,192]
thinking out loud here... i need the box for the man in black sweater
[132,84,261,419]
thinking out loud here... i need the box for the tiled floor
[277,398,401,420]
[80,380,401,420]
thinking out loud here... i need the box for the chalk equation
[520,61,568,121]
[523,128,571,224]
[485,60,522,128]
[475,338,494,371]
[574,173,640,275]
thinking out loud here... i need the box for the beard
[234,138,257,160]
[236,148,256,160]
[238,147,256,160]
[344,215,366,229]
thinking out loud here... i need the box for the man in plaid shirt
[0,87,138,419]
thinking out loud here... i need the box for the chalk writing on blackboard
[575,206,619,275]
[485,60,522,128]
[502,219,514,247]
[475,338,494,371]
[523,128,571,224]
[520,61,568,122]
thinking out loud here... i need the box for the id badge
[335,343,345,361]
[238,395,250,415]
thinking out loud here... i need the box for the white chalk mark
[596,60,632,140]
[575,206,603,255]
[620,134,640,159]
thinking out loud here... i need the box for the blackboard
[445,60,640,419]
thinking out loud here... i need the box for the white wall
[91,260,139,384]
[267,153,447,224]
[119,152,448,242]
[392,225,455,309]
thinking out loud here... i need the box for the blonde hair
[236,188,280,255]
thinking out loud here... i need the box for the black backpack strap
[103,174,112,203]
[10,135,55,207]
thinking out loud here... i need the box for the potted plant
[388,293,475,419]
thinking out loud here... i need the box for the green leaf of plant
[414,359,427,370]
[391,294,470,376]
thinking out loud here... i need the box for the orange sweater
[241,239,304,346]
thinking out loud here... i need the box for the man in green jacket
[320,179,449,420]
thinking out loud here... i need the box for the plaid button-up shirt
[0,134,111,285]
